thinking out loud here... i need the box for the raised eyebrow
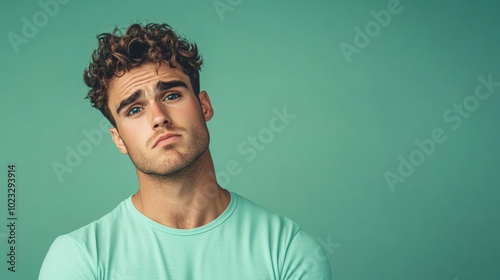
[157,80,188,91]
[116,91,142,115]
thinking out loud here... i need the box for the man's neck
[131,151,231,229]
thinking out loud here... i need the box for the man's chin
[137,158,196,177]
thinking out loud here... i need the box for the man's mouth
[153,133,181,148]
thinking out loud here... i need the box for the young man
[39,23,332,280]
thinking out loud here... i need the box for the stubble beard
[127,127,210,178]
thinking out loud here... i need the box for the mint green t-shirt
[39,191,332,279]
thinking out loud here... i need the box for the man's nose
[151,101,171,129]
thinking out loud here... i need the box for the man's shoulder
[62,196,130,243]
[232,192,332,278]
[40,196,131,278]
[231,191,302,234]
[233,192,296,219]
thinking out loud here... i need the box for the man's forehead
[108,63,190,96]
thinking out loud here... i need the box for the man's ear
[198,90,214,122]
[110,127,128,154]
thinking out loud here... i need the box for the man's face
[107,63,213,176]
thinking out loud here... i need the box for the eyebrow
[157,80,188,92]
[116,80,189,115]
[116,91,142,115]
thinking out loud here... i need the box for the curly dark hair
[83,23,203,127]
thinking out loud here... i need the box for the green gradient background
[1,0,499,279]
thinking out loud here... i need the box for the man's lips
[153,133,181,148]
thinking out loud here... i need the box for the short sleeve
[281,229,332,280]
[39,235,97,280]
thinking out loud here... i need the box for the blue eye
[165,93,181,101]
[127,107,142,116]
